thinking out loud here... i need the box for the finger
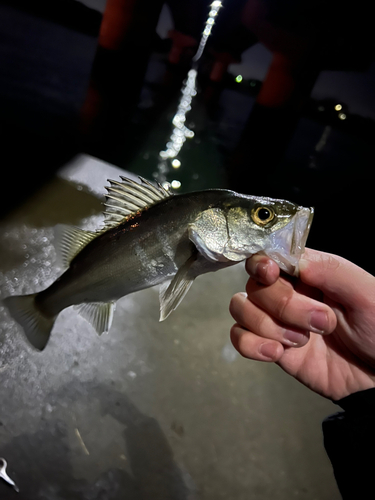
[230,293,310,347]
[245,254,280,285]
[230,324,284,362]
[299,248,374,308]
[245,277,337,335]
[294,278,324,303]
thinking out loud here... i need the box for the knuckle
[361,292,375,312]
[252,311,269,336]
[323,254,342,274]
[237,335,251,358]
[316,254,342,287]
[358,276,375,310]
[274,292,293,321]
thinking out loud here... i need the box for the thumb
[299,248,373,307]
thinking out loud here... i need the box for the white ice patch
[58,154,138,199]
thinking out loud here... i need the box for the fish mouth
[263,206,314,276]
[291,206,314,261]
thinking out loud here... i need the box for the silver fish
[3,177,313,351]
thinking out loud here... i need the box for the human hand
[230,249,375,400]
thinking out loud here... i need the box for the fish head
[189,193,314,276]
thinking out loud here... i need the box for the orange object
[98,0,138,50]
[256,52,297,108]
[168,29,198,64]
[210,51,241,82]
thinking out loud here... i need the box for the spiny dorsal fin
[54,224,98,268]
[103,176,172,229]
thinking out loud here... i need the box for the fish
[3,176,314,351]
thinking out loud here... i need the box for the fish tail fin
[3,293,55,351]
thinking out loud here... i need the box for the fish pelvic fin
[74,301,116,335]
[54,224,98,269]
[159,254,197,322]
[103,176,172,229]
[3,293,55,351]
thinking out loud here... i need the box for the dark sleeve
[322,387,375,499]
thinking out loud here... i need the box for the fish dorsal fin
[54,224,97,268]
[74,301,116,335]
[103,176,172,229]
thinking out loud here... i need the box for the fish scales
[35,191,224,317]
[3,178,314,351]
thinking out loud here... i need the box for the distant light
[250,80,256,87]
[235,75,243,83]
[338,113,346,120]
[159,69,197,160]
[335,104,342,111]
[172,159,181,168]
[171,180,181,189]
[211,1,222,7]
[318,106,325,112]
[162,182,171,191]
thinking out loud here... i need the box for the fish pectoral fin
[54,224,97,268]
[159,254,197,322]
[74,301,116,335]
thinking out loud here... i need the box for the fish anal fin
[159,254,197,321]
[74,301,116,335]
[54,224,97,269]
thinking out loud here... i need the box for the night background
[1,0,374,271]
[0,1,374,499]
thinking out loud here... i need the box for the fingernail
[310,310,328,334]
[283,330,307,346]
[259,342,278,360]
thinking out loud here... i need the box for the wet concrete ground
[0,156,341,499]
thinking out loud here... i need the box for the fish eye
[251,206,275,226]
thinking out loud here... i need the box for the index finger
[246,254,280,286]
